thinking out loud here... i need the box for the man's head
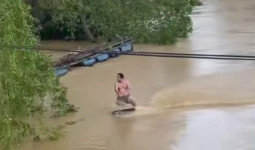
[117,73,124,82]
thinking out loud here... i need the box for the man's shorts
[117,95,130,103]
[116,95,134,106]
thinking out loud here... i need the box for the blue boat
[120,42,133,53]
[108,48,121,58]
[54,67,69,77]
[80,58,96,67]
[95,53,110,62]
[53,39,134,71]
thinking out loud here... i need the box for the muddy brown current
[18,0,255,150]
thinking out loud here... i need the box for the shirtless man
[115,73,136,108]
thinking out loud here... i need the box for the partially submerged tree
[90,0,197,44]
[35,0,96,41]
[29,0,200,44]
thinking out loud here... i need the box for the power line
[121,52,255,61]
[2,44,255,61]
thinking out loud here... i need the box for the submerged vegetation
[0,0,74,149]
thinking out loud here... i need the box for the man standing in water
[115,73,136,108]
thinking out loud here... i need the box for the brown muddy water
[17,0,255,150]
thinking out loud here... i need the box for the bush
[0,0,71,149]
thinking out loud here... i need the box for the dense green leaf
[29,0,199,44]
[0,0,70,149]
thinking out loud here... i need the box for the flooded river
[18,0,255,150]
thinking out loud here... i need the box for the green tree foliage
[30,0,199,44]
[90,0,197,44]
[0,0,70,149]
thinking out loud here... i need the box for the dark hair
[117,73,124,78]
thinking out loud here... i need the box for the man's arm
[126,80,131,94]
[114,83,119,96]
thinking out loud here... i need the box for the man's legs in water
[116,97,126,106]
[116,95,136,108]
[127,95,136,108]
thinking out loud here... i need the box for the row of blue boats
[54,41,133,77]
